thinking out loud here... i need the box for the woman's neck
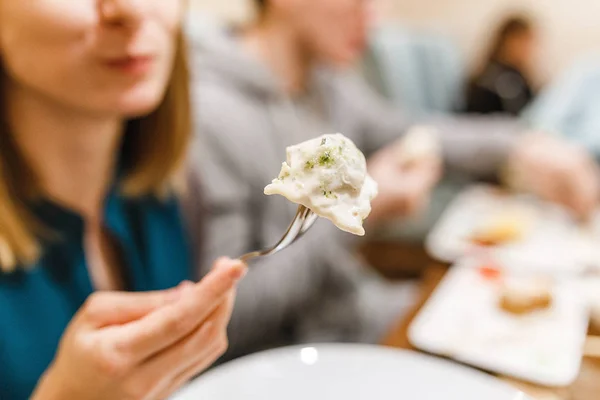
[7,83,123,222]
[243,17,313,95]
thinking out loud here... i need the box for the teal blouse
[0,187,193,399]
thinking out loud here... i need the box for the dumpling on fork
[264,133,378,236]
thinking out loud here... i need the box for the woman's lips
[103,55,155,76]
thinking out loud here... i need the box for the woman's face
[284,0,371,66]
[507,31,537,70]
[0,0,184,118]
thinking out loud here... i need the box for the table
[380,264,600,400]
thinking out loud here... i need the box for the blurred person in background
[189,0,599,362]
[0,1,246,399]
[466,15,537,115]
[523,55,600,160]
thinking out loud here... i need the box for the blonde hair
[0,32,191,273]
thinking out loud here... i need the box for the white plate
[426,185,598,276]
[408,261,589,387]
[172,344,528,400]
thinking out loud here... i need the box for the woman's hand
[505,133,600,219]
[32,258,246,400]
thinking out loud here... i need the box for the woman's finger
[156,290,236,380]
[211,289,237,332]
[123,323,223,400]
[79,284,191,328]
[157,293,237,399]
[160,290,236,379]
[152,342,226,400]
[136,292,236,398]
[114,260,244,364]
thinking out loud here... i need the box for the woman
[189,0,599,362]
[466,15,537,115]
[0,1,245,399]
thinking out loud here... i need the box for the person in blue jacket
[0,1,246,399]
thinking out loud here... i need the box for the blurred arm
[341,72,524,178]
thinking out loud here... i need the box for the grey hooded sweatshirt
[186,27,523,361]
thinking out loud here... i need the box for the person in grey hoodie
[186,0,599,362]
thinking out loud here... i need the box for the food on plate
[477,265,502,280]
[395,125,441,165]
[470,211,530,246]
[264,133,378,236]
[499,278,553,315]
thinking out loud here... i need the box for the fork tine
[239,205,312,263]
[300,210,318,235]
[271,205,309,252]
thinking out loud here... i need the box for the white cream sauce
[264,133,378,236]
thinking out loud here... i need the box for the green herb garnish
[323,190,337,199]
[318,151,335,167]
[278,171,291,180]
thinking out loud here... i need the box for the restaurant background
[1,1,599,399]
[182,2,600,398]
[189,0,600,83]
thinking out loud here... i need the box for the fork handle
[239,251,262,264]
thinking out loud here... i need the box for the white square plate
[426,185,599,276]
[409,260,590,387]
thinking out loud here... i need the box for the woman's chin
[121,101,163,118]
[113,93,165,118]
[101,80,169,117]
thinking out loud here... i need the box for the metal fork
[239,205,318,263]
